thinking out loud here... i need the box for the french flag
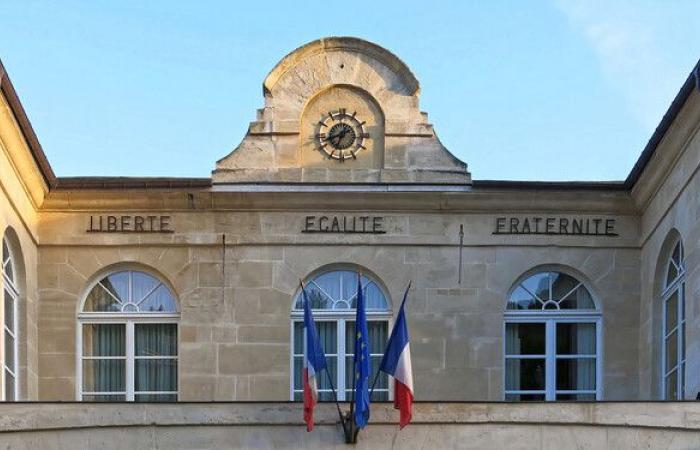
[379,283,414,429]
[301,283,327,432]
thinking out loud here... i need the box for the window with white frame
[2,236,19,401]
[662,240,685,400]
[78,269,179,402]
[291,268,391,401]
[504,270,601,401]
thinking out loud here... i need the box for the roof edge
[472,179,628,191]
[624,59,700,189]
[0,58,56,188]
[54,177,212,190]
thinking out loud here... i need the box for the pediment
[214,37,470,185]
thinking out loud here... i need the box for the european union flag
[353,272,371,429]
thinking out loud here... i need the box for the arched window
[662,241,685,400]
[290,268,391,401]
[2,235,19,401]
[78,269,179,402]
[504,270,601,401]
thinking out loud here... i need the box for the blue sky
[1,1,698,181]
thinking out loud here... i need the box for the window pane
[303,285,333,309]
[346,321,386,354]
[372,390,389,401]
[507,286,540,310]
[681,284,686,320]
[367,322,387,354]
[341,271,358,303]
[83,324,125,357]
[4,330,14,371]
[4,370,14,401]
[556,393,595,401]
[131,272,160,304]
[293,356,303,390]
[505,358,545,390]
[556,323,596,355]
[293,322,303,354]
[505,393,544,401]
[135,394,177,402]
[672,243,682,266]
[556,358,596,390]
[135,324,177,356]
[345,355,354,394]
[135,359,177,392]
[550,273,578,302]
[680,321,685,358]
[313,272,342,305]
[82,394,126,402]
[82,359,125,392]
[665,292,678,332]
[139,285,177,313]
[681,363,685,398]
[317,322,337,355]
[666,261,679,287]
[665,369,678,399]
[2,239,13,283]
[4,290,14,332]
[370,355,389,401]
[365,282,388,310]
[521,273,550,302]
[102,272,130,303]
[505,323,545,355]
[318,391,336,402]
[316,357,337,396]
[559,286,595,310]
[666,331,678,370]
[346,322,355,351]
[84,284,122,312]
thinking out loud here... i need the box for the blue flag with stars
[353,272,371,429]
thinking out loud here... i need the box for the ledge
[1,402,700,433]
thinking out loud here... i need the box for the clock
[315,109,369,161]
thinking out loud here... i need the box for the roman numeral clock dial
[316,109,370,161]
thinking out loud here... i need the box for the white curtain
[134,324,177,402]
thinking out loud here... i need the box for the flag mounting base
[340,411,360,444]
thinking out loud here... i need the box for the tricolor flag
[379,283,414,429]
[301,283,327,432]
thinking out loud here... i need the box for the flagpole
[323,367,350,438]
[369,368,381,398]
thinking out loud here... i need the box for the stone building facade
[0,37,699,406]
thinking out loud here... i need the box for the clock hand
[326,130,339,142]
[336,128,347,143]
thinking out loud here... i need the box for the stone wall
[0,91,45,400]
[35,201,640,401]
[637,91,700,399]
[0,402,699,449]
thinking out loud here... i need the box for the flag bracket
[339,411,360,444]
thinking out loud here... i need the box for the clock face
[316,109,369,161]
